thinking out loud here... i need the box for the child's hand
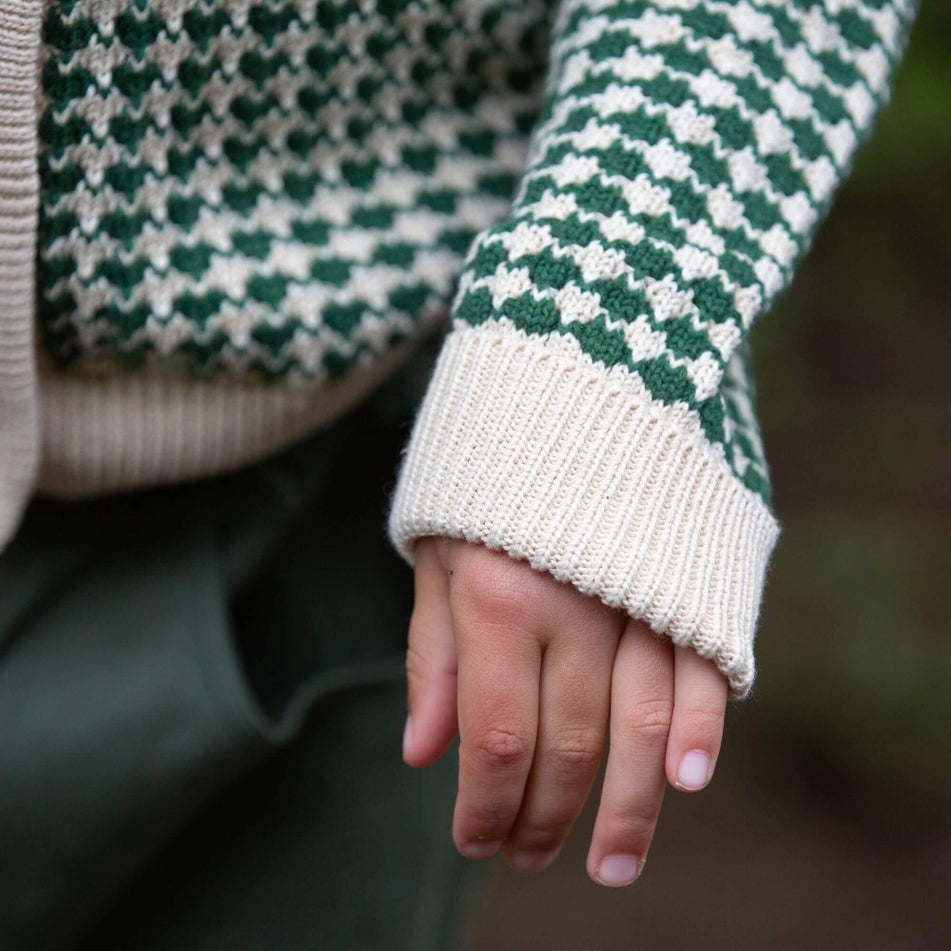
[402,537,728,887]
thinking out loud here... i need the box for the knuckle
[608,807,659,848]
[470,726,532,769]
[458,555,547,629]
[610,801,660,843]
[620,697,673,748]
[404,641,426,678]
[680,702,725,737]
[548,726,603,775]
[469,581,529,630]
[404,641,433,687]
[512,813,574,850]
[456,800,518,844]
[459,802,512,833]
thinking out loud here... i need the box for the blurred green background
[466,3,950,947]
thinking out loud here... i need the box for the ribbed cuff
[389,324,780,697]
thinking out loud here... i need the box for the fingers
[449,544,544,859]
[588,619,673,887]
[665,645,728,792]
[403,538,458,768]
[500,597,621,872]
[406,536,730,886]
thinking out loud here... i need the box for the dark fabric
[0,349,472,951]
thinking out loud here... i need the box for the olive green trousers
[0,359,470,950]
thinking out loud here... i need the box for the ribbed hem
[0,1,42,549]
[37,337,423,498]
[389,324,779,697]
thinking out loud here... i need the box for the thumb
[403,537,458,767]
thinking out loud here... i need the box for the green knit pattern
[452,0,915,498]
[37,0,916,500]
[37,0,550,379]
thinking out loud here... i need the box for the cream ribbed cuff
[389,324,780,697]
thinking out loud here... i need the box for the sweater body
[0,0,917,695]
[29,0,553,494]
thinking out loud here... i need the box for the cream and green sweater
[0,0,915,694]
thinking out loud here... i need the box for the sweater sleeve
[388,0,917,697]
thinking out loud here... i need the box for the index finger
[448,550,543,859]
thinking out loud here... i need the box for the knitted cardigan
[0,0,915,695]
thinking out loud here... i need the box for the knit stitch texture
[2,0,920,693]
[387,0,917,694]
[37,0,551,379]
[0,1,42,546]
[444,0,916,501]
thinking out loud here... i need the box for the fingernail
[596,855,642,887]
[510,848,559,873]
[459,839,502,860]
[402,715,413,760]
[676,750,710,790]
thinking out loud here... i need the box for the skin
[403,537,729,888]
